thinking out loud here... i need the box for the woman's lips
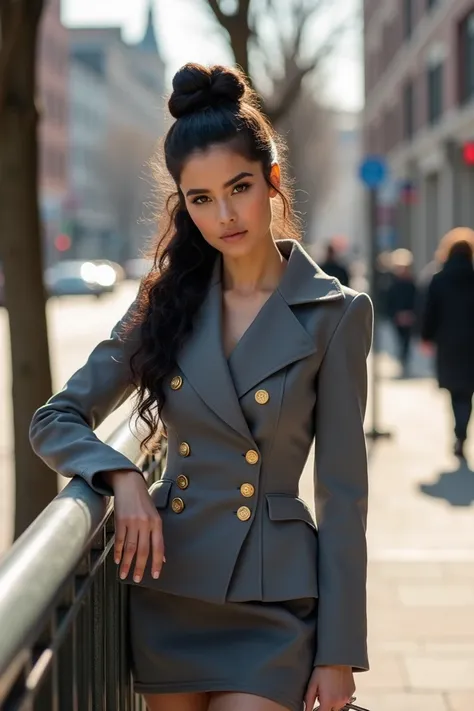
[220,230,247,242]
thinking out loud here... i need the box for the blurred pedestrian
[420,228,474,459]
[319,242,350,286]
[386,249,418,376]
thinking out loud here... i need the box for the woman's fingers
[132,522,152,582]
[116,513,165,582]
[114,519,127,566]
[119,523,139,579]
[304,681,318,711]
[150,516,165,579]
[315,697,350,711]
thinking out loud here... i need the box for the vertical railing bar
[51,611,59,711]
[72,611,78,711]
[105,538,119,711]
[56,601,74,711]
[90,552,104,710]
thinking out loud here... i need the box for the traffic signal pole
[365,186,392,441]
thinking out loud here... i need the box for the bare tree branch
[201,0,357,124]
[267,12,354,124]
[204,0,255,75]
[207,0,232,32]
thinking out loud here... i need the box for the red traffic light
[54,234,71,251]
[463,142,474,165]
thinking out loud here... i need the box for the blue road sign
[358,155,388,188]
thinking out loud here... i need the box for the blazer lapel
[176,272,253,443]
[176,239,345,431]
[228,240,345,398]
[228,289,318,398]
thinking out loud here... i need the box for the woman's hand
[304,665,355,711]
[105,470,165,583]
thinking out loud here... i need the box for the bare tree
[280,79,336,238]
[203,0,354,124]
[0,0,57,538]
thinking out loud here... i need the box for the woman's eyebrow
[185,172,253,197]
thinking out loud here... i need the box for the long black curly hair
[127,63,300,451]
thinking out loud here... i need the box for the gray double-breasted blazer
[30,239,373,671]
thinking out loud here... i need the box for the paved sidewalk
[309,331,474,711]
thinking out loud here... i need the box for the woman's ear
[269,163,281,198]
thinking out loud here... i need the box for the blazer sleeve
[29,300,143,497]
[313,292,373,672]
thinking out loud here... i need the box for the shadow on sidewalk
[419,460,474,507]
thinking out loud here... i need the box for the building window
[459,11,474,105]
[404,0,413,40]
[427,61,444,124]
[403,80,414,139]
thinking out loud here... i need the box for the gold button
[240,483,255,498]
[176,474,189,490]
[171,497,185,513]
[179,442,190,457]
[170,375,183,390]
[255,389,269,405]
[245,449,259,465]
[237,506,251,521]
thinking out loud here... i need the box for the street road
[0,282,140,550]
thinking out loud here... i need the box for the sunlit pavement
[1,297,474,709]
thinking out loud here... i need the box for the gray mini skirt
[129,587,317,711]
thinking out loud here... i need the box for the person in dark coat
[421,228,474,459]
[319,243,350,286]
[386,249,418,375]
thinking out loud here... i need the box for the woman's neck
[221,238,287,296]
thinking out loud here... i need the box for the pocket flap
[266,494,316,529]
[149,479,173,508]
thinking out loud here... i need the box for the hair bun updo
[168,63,247,119]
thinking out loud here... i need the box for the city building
[37,0,69,266]
[67,56,116,260]
[310,110,366,260]
[68,2,166,262]
[363,0,474,272]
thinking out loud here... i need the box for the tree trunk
[0,1,57,539]
[229,17,251,78]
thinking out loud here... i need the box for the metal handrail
[0,420,166,710]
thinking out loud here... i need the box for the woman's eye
[233,182,251,194]
[192,195,210,205]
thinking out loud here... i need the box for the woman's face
[179,143,279,258]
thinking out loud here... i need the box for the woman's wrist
[102,469,143,490]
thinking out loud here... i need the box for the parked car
[44,260,118,298]
[94,259,126,284]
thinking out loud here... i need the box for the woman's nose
[218,199,236,223]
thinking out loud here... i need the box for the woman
[421,227,474,459]
[385,249,417,376]
[30,64,373,711]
